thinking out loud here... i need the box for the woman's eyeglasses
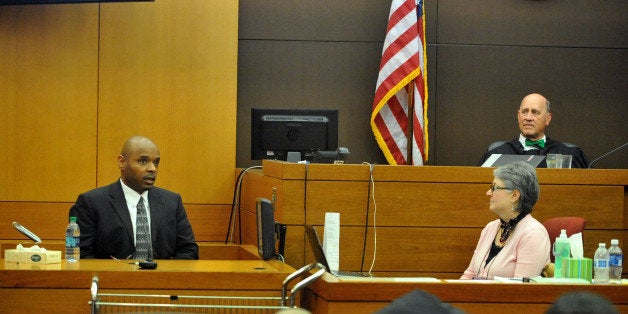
[489,184,511,192]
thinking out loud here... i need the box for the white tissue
[569,232,583,258]
[15,244,47,252]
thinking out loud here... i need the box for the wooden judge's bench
[239,160,627,278]
[236,160,628,313]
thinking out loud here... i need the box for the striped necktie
[135,196,151,260]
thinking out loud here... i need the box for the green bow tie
[525,138,545,148]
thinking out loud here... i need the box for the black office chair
[488,141,507,151]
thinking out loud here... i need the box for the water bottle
[593,243,609,284]
[608,239,623,284]
[552,229,571,278]
[65,216,80,262]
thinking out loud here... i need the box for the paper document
[323,212,340,273]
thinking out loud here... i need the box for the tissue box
[562,257,592,283]
[5,249,61,264]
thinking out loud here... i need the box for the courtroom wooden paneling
[1,289,286,314]
[0,1,238,206]
[300,226,482,276]
[238,168,307,266]
[0,4,98,202]
[1,290,87,313]
[303,274,628,314]
[0,201,232,243]
[97,0,238,204]
[1,242,261,261]
[240,161,628,278]
[305,295,628,314]
[0,254,299,313]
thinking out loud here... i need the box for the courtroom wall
[236,0,628,168]
[0,1,238,204]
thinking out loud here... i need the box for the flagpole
[406,80,414,165]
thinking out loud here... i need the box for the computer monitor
[251,108,338,162]
[256,198,275,260]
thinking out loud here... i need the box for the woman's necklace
[498,213,526,244]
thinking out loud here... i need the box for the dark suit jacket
[69,181,199,259]
[478,138,589,168]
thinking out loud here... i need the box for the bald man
[478,93,589,168]
[69,136,199,259]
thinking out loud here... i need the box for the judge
[478,93,589,168]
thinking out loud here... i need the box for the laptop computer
[305,225,370,277]
[481,154,545,168]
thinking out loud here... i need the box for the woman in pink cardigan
[461,161,550,280]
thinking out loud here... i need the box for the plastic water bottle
[608,239,623,284]
[65,216,80,262]
[553,229,571,278]
[593,243,609,284]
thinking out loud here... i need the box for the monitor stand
[286,151,301,163]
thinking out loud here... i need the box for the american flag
[371,0,428,165]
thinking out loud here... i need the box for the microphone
[588,142,628,169]
[12,221,42,243]
[138,246,157,269]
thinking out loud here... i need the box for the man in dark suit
[69,136,199,259]
[478,93,589,168]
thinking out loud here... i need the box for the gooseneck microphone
[588,142,628,169]
[12,221,42,243]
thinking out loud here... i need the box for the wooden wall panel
[1,1,239,217]
[0,5,98,202]
[302,226,480,275]
[535,186,624,229]
[97,0,238,204]
[306,181,371,225]
[242,162,628,277]
[184,204,233,242]
[0,201,232,243]
[0,202,72,240]
[304,182,624,229]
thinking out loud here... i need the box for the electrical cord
[359,162,373,274]
[361,162,377,275]
[302,162,309,261]
[275,253,285,262]
[225,165,262,244]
